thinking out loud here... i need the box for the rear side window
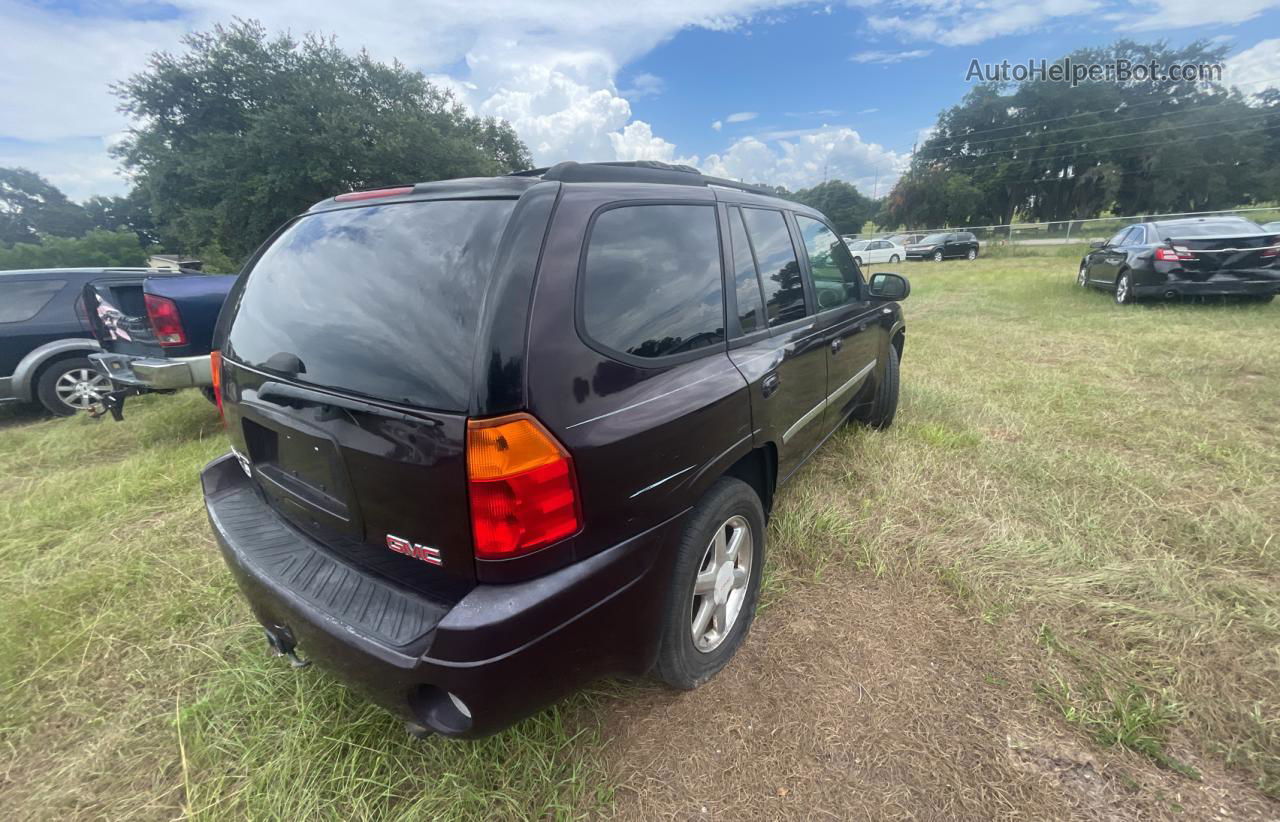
[225,199,516,411]
[795,216,862,311]
[0,279,65,323]
[727,208,765,334]
[740,208,806,327]
[582,204,725,360]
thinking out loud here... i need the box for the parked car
[905,232,980,262]
[1077,217,1280,304]
[888,233,923,247]
[844,238,903,266]
[85,272,236,419]
[0,267,179,416]
[202,161,910,738]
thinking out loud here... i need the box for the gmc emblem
[386,534,443,566]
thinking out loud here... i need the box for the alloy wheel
[53,368,111,412]
[690,514,753,653]
[967,248,977,260]
[1115,273,1131,304]
[933,250,943,262]
[1077,265,1089,287]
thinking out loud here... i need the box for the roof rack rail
[508,161,775,196]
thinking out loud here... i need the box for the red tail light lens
[209,350,224,419]
[144,294,187,346]
[1262,238,1279,258]
[1154,247,1194,262]
[467,414,581,560]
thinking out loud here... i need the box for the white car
[843,237,903,265]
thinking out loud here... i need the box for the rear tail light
[144,294,187,346]
[1262,238,1279,258]
[333,186,414,202]
[210,350,224,419]
[466,414,581,560]
[1155,246,1194,262]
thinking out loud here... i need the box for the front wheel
[36,357,112,416]
[854,344,900,430]
[653,478,765,690]
[966,248,978,261]
[889,254,900,263]
[1077,264,1089,288]
[932,250,944,263]
[1114,271,1136,305]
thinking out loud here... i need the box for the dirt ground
[595,573,1273,821]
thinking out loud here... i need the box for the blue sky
[1,0,1278,201]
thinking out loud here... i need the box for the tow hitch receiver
[263,625,311,669]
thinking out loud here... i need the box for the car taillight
[1262,238,1279,258]
[467,413,581,560]
[144,294,187,346]
[1154,246,1194,262]
[209,350,224,419]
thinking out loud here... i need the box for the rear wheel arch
[723,444,776,518]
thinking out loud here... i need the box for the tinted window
[1156,219,1264,238]
[796,216,862,311]
[225,199,516,411]
[0,279,65,323]
[1105,227,1131,246]
[919,233,948,244]
[740,208,806,327]
[582,204,725,359]
[728,208,765,335]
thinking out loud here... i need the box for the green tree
[113,20,532,261]
[84,189,160,247]
[790,180,877,234]
[0,230,147,270]
[0,167,92,245]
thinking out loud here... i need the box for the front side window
[582,204,725,360]
[740,208,806,327]
[0,280,65,323]
[1106,227,1132,247]
[796,216,862,311]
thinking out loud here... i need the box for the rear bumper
[1134,276,1280,298]
[91,351,212,389]
[201,453,679,737]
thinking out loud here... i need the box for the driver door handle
[830,338,843,354]
[761,373,781,398]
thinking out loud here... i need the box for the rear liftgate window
[582,204,725,360]
[225,199,516,411]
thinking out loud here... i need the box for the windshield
[918,233,948,244]
[225,198,516,411]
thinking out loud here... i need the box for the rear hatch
[218,196,520,597]
[85,274,234,358]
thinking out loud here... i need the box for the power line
[920,121,1280,175]
[916,73,1280,154]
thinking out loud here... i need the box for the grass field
[1,256,1276,819]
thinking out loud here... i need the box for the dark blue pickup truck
[85,273,236,418]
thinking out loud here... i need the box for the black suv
[0,268,171,415]
[202,161,909,737]
[905,231,979,262]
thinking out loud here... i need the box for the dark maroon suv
[202,161,909,737]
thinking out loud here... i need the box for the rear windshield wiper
[256,380,439,425]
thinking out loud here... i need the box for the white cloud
[1122,0,1280,30]
[620,72,664,98]
[1227,38,1280,95]
[0,136,127,202]
[851,49,931,64]
[701,126,906,195]
[609,121,689,163]
[725,111,759,123]
[712,120,724,131]
[857,107,880,114]
[869,0,1101,46]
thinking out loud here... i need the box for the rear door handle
[830,338,843,354]
[761,373,781,398]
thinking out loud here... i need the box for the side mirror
[1089,240,1106,249]
[868,272,910,301]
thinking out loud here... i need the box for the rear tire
[36,357,111,416]
[889,254,900,263]
[966,248,978,261]
[1114,271,1136,305]
[932,250,944,263]
[653,478,765,690]
[854,344,900,430]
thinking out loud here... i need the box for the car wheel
[889,254,900,263]
[853,256,863,266]
[1077,264,1089,288]
[854,343,900,430]
[653,477,765,690]
[1114,271,1136,305]
[966,248,978,261]
[36,357,112,416]
[932,250,944,263]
